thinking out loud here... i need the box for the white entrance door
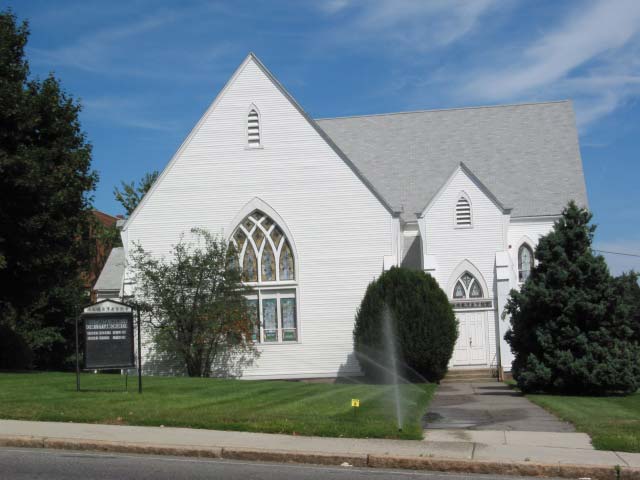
[452,310,488,366]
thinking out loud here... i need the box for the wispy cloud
[82,96,181,132]
[318,0,498,53]
[28,5,236,83]
[461,0,640,127]
[30,9,180,76]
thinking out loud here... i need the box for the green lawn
[0,372,435,440]
[526,392,640,452]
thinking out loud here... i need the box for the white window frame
[232,210,300,344]
[256,289,299,344]
[451,271,491,309]
[518,243,534,284]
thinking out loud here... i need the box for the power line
[593,249,640,258]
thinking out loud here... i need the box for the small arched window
[247,107,260,147]
[452,271,483,299]
[518,244,534,282]
[232,210,297,343]
[455,194,472,227]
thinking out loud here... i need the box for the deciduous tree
[130,228,257,377]
[114,170,159,216]
[0,11,97,368]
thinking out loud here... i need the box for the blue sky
[9,0,640,274]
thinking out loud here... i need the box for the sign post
[75,306,80,392]
[76,299,138,392]
[351,398,360,417]
[137,307,142,394]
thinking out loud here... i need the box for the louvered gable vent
[247,108,260,147]
[455,195,472,226]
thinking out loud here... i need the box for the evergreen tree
[615,271,640,343]
[0,11,97,369]
[505,202,640,394]
[114,170,159,216]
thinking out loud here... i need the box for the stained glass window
[281,298,297,341]
[262,298,277,342]
[518,244,533,282]
[453,281,466,299]
[271,227,282,247]
[231,209,298,343]
[254,228,264,250]
[247,299,259,342]
[261,244,275,281]
[280,242,294,280]
[234,230,246,252]
[243,247,257,282]
[452,271,484,300]
[469,281,483,298]
[228,249,239,273]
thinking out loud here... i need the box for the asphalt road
[0,447,554,480]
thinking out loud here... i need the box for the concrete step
[445,369,493,377]
[442,369,497,383]
[445,371,492,377]
[441,377,497,383]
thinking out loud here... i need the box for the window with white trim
[247,108,260,147]
[452,271,483,299]
[451,270,492,309]
[232,210,297,343]
[455,194,472,227]
[518,244,534,283]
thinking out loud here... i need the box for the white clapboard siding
[123,56,394,378]
[422,168,507,368]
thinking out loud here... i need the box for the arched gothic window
[452,271,484,299]
[232,210,297,343]
[247,107,260,147]
[518,244,534,282]
[455,194,472,227]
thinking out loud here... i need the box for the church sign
[81,300,135,369]
[76,299,143,393]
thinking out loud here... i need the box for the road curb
[0,434,638,479]
[221,447,368,467]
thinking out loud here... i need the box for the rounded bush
[353,267,457,383]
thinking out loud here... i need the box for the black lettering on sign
[82,312,135,369]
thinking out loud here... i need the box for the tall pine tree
[505,202,640,394]
[0,11,97,369]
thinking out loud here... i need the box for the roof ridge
[315,99,571,121]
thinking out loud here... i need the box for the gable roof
[93,247,125,292]
[122,53,397,230]
[420,162,511,216]
[316,101,588,219]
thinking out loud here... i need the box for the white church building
[95,53,588,379]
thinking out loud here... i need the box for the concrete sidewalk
[0,419,638,479]
[424,382,574,431]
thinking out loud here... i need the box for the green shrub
[353,267,457,383]
[505,202,640,395]
[0,325,32,370]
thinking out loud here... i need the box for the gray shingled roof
[316,101,587,219]
[94,247,125,292]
